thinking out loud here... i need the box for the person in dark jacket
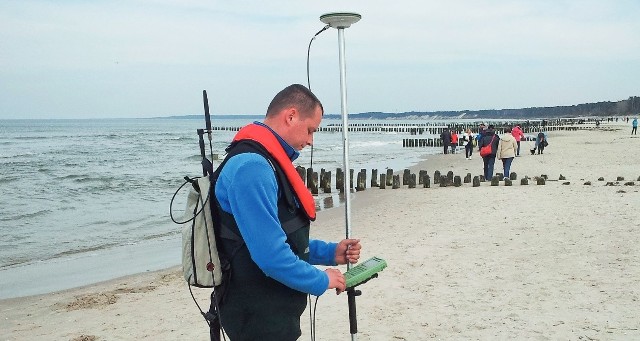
[210,84,362,340]
[535,131,548,154]
[476,123,486,151]
[478,125,500,180]
[440,128,451,154]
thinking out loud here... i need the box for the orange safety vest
[232,124,316,221]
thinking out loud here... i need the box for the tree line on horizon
[170,96,639,120]
[333,96,640,120]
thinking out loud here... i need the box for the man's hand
[325,268,346,293]
[335,238,361,265]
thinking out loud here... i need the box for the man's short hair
[266,84,324,118]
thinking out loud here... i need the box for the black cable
[307,24,330,91]
[312,295,320,341]
[197,189,228,341]
[308,295,313,341]
[306,24,330,171]
[178,182,227,341]
[169,177,209,224]
[307,294,321,341]
[305,25,330,341]
[187,279,209,325]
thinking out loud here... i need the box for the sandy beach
[2,122,639,341]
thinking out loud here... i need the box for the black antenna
[203,90,214,161]
[203,90,212,133]
[200,90,214,176]
[197,128,207,176]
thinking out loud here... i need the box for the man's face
[288,104,322,151]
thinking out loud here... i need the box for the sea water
[0,117,442,298]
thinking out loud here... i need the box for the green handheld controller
[344,256,387,288]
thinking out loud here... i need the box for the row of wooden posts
[295,166,562,195]
[402,123,594,136]
[298,166,640,193]
[210,124,591,134]
[209,118,601,134]
[400,123,596,148]
[402,136,539,148]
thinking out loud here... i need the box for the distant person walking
[535,132,548,154]
[463,128,474,160]
[632,117,638,135]
[497,127,518,180]
[478,125,500,180]
[440,128,451,154]
[511,125,525,156]
[450,130,459,154]
[476,123,486,151]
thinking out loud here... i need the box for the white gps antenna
[319,11,361,259]
[320,11,362,341]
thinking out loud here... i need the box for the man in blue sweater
[210,84,362,340]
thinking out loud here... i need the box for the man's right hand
[325,268,346,294]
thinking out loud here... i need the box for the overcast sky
[1,0,639,119]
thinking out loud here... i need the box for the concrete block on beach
[439,175,448,187]
[392,175,400,189]
[491,176,500,186]
[473,176,480,187]
[371,169,379,187]
[319,168,327,189]
[296,166,306,183]
[356,171,365,192]
[323,171,332,193]
[306,167,314,189]
[418,170,427,185]
[310,171,319,194]
[423,174,431,188]
[350,169,354,189]
[408,174,417,188]
[403,169,411,185]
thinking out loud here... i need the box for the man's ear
[286,108,297,125]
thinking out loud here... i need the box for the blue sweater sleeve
[309,240,337,266]
[216,153,330,296]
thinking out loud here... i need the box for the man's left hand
[335,239,361,265]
